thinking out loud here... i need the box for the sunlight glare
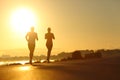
[10,8,37,34]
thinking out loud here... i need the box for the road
[0,55,120,80]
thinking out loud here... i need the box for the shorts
[28,43,35,52]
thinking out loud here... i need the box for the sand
[0,53,120,80]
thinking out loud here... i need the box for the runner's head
[47,27,51,33]
[31,26,34,32]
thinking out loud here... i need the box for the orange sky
[0,0,120,56]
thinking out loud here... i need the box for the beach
[0,53,120,80]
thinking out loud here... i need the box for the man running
[45,27,55,63]
[26,27,38,64]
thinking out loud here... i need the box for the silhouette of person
[45,27,55,63]
[25,27,38,64]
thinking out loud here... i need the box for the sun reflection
[0,62,5,65]
[20,62,26,65]
[19,61,29,65]
[19,66,31,71]
[40,59,55,63]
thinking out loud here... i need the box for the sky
[0,0,120,56]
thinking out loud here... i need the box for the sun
[10,8,37,35]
